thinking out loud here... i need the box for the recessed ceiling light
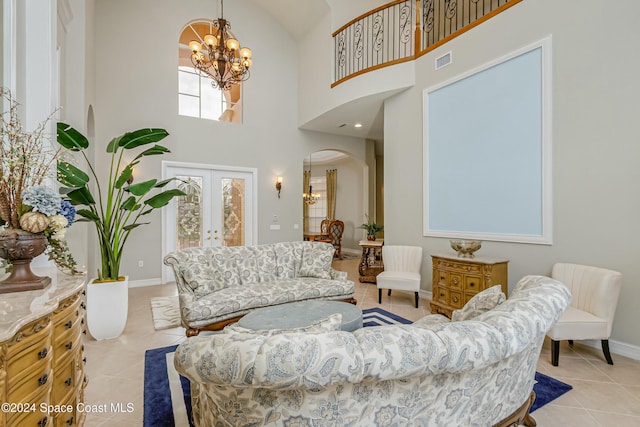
[354,123,363,128]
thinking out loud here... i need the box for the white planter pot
[86,276,129,340]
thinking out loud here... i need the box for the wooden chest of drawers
[0,271,87,427]
[430,253,509,318]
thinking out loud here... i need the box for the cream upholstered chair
[547,262,622,366]
[377,245,422,308]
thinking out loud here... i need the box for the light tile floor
[82,259,640,426]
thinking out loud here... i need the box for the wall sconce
[275,176,283,198]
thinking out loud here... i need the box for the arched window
[178,20,242,123]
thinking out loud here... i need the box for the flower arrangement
[18,185,81,274]
[0,88,80,274]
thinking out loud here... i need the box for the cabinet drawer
[53,395,79,427]
[53,330,82,366]
[449,290,464,309]
[435,286,449,304]
[434,269,448,286]
[6,317,52,358]
[6,342,52,384]
[6,363,52,406]
[464,276,482,292]
[53,297,82,340]
[7,393,51,427]
[436,259,483,274]
[53,358,76,403]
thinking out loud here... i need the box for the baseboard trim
[581,338,640,361]
[128,278,162,288]
[420,290,432,301]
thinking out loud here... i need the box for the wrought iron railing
[333,0,415,87]
[332,0,522,87]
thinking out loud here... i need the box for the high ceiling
[250,0,388,146]
[250,0,329,40]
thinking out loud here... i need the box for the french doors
[162,162,257,283]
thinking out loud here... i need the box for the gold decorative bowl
[450,240,482,258]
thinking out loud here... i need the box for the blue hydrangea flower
[22,185,61,216]
[59,200,76,226]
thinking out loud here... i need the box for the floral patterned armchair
[174,275,570,426]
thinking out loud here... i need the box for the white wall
[309,154,367,251]
[383,0,640,349]
[80,0,366,281]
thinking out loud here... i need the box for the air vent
[435,51,452,70]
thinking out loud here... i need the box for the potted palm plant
[56,122,185,339]
[359,213,383,241]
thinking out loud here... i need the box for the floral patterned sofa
[174,275,570,426]
[163,241,355,336]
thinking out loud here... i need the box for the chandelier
[303,153,320,205]
[188,0,253,91]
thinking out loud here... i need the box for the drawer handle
[67,416,75,425]
[440,275,445,280]
[452,295,459,303]
[38,373,49,385]
[469,282,475,287]
[38,416,48,427]
[38,348,48,359]
[439,293,445,297]
[82,344,85,352]
[82,329,87,335]
[65,377,73,387]
[81,302,86,309]
[66,320,73,329]
[81,319,85,325]
[76,309,79,316]
[66,341,73,350]
[83,357,87,364]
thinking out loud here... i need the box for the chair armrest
[163,253,196,297]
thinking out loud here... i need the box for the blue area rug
[143,308,571,426]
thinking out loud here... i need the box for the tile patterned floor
[82,259,640,426]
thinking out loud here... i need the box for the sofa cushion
[210,248,243,288]
[179,263,225,299]
[298,243,335,279]
[181,278,356,326]
[274,242,306,279]
[224,313,343,336]
[233,246,260,285]
[451,285,506,322]
[254,245,278,282]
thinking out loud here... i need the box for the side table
[430,253,509,318]
[358,239,384,283]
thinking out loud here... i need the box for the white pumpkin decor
[19,211,49,233]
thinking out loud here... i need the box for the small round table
[237,300,363,332]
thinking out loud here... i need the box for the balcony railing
[332,0,522,87]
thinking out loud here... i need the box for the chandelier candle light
[303,153,320,205]
[189,0,253,90]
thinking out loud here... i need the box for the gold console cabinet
[0,270,87,427]
[430,253,509,318]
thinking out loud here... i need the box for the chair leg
[414,292,419,308]
[602,340,614,365]
[378,288,382,304]
[387,289,391,296]
[551,340,560,366]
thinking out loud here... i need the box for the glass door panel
[175,176,203,250]
[221,178,245,247]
